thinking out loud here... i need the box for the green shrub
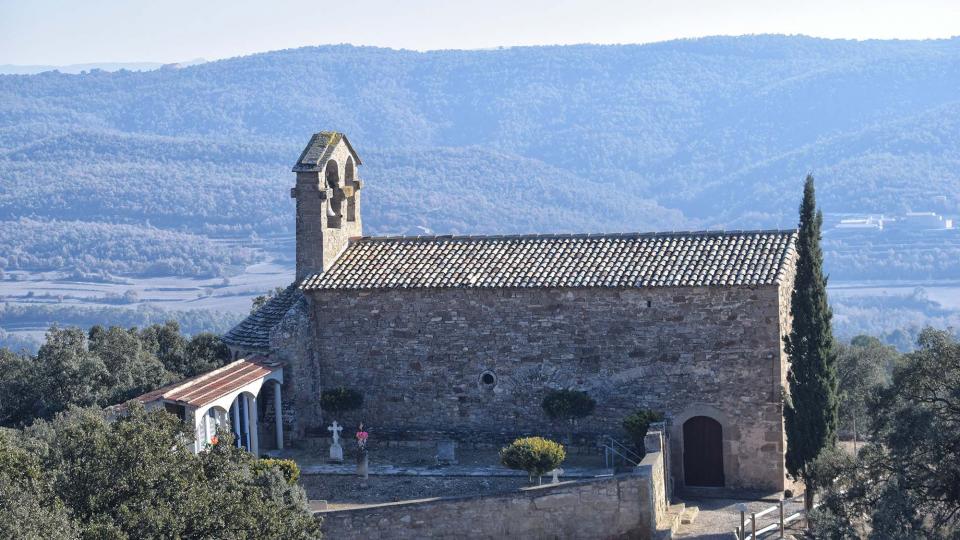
[541,389,596,421]
[622,409,663,458]
[320,387,363,414]
[252,458,300,485]
[499,437,566,482]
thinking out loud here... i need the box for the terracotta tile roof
[301,230,797,291]
[222,283,302,352]
[132,356,282,409]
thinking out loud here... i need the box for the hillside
[3,36,959,233]
[1,35,959,342]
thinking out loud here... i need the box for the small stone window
[479,371,497,388]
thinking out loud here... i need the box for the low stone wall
[318,433,670,540]
[641,430,670,536]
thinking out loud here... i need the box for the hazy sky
[1,0,957,65]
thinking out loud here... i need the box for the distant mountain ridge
[0,59,207,75]
[0,36,958,276]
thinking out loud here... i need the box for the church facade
[224,131,799,492]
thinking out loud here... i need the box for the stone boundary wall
[642,429,670,534]
[317,433,670,540]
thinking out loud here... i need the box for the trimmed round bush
[499,437,566,482]
[541,389,596,421]
[622,409,663,458]
[320,387,363,414]
[251,458,300,485]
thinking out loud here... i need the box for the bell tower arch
[290,131,364,280]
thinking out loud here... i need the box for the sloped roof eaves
[773,242,799,286]
[292,131,362,172]
[222,284,302,351]
[131,357,282,409]
[300,230,798,291]
[165,362,273,407]
[338,134,362,165]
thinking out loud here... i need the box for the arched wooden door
[683,416,724,487]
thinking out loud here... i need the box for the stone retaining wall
[317,435,670,539]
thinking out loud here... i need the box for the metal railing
[602,437,643,469]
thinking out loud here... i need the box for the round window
[479,371,497,387]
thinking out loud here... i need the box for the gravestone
[328,421,344,463]
[550,467,565,484]
[436,440,457,465]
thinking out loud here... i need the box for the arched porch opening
[257,379,285,451]
[200,405,229,447]
[228,391,258,453]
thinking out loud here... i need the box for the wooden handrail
[735,495,814,540]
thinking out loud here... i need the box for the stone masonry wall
[269,293,317,440]
[318,447,669,540]
[304,284,788,491]
[293,140,362,280]
[775,248,799,492]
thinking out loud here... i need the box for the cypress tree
[783,175,839,509]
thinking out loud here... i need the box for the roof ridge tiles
[357,228,797,242]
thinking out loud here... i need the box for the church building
[223,131,799,492]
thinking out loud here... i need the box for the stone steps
[659,500,699,538]
[655,503,685,539]
[681,505,699,524]
[655,526,675,540]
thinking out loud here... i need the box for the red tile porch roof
[131,356,282,409]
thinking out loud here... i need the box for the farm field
[3,246,958,351]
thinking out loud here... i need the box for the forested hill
[1,35,959,274]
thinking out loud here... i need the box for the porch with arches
[130,356,285,455]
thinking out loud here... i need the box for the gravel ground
[301,474,531,509]
[282,445,607,470]
[675,497,806,539]
[291,445,611,509]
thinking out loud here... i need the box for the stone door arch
[683,416,724,487]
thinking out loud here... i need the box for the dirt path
[675,497,806,539]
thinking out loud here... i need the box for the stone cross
[328,421,343,445]
[550,468,564,484]
[328,421,344,463]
